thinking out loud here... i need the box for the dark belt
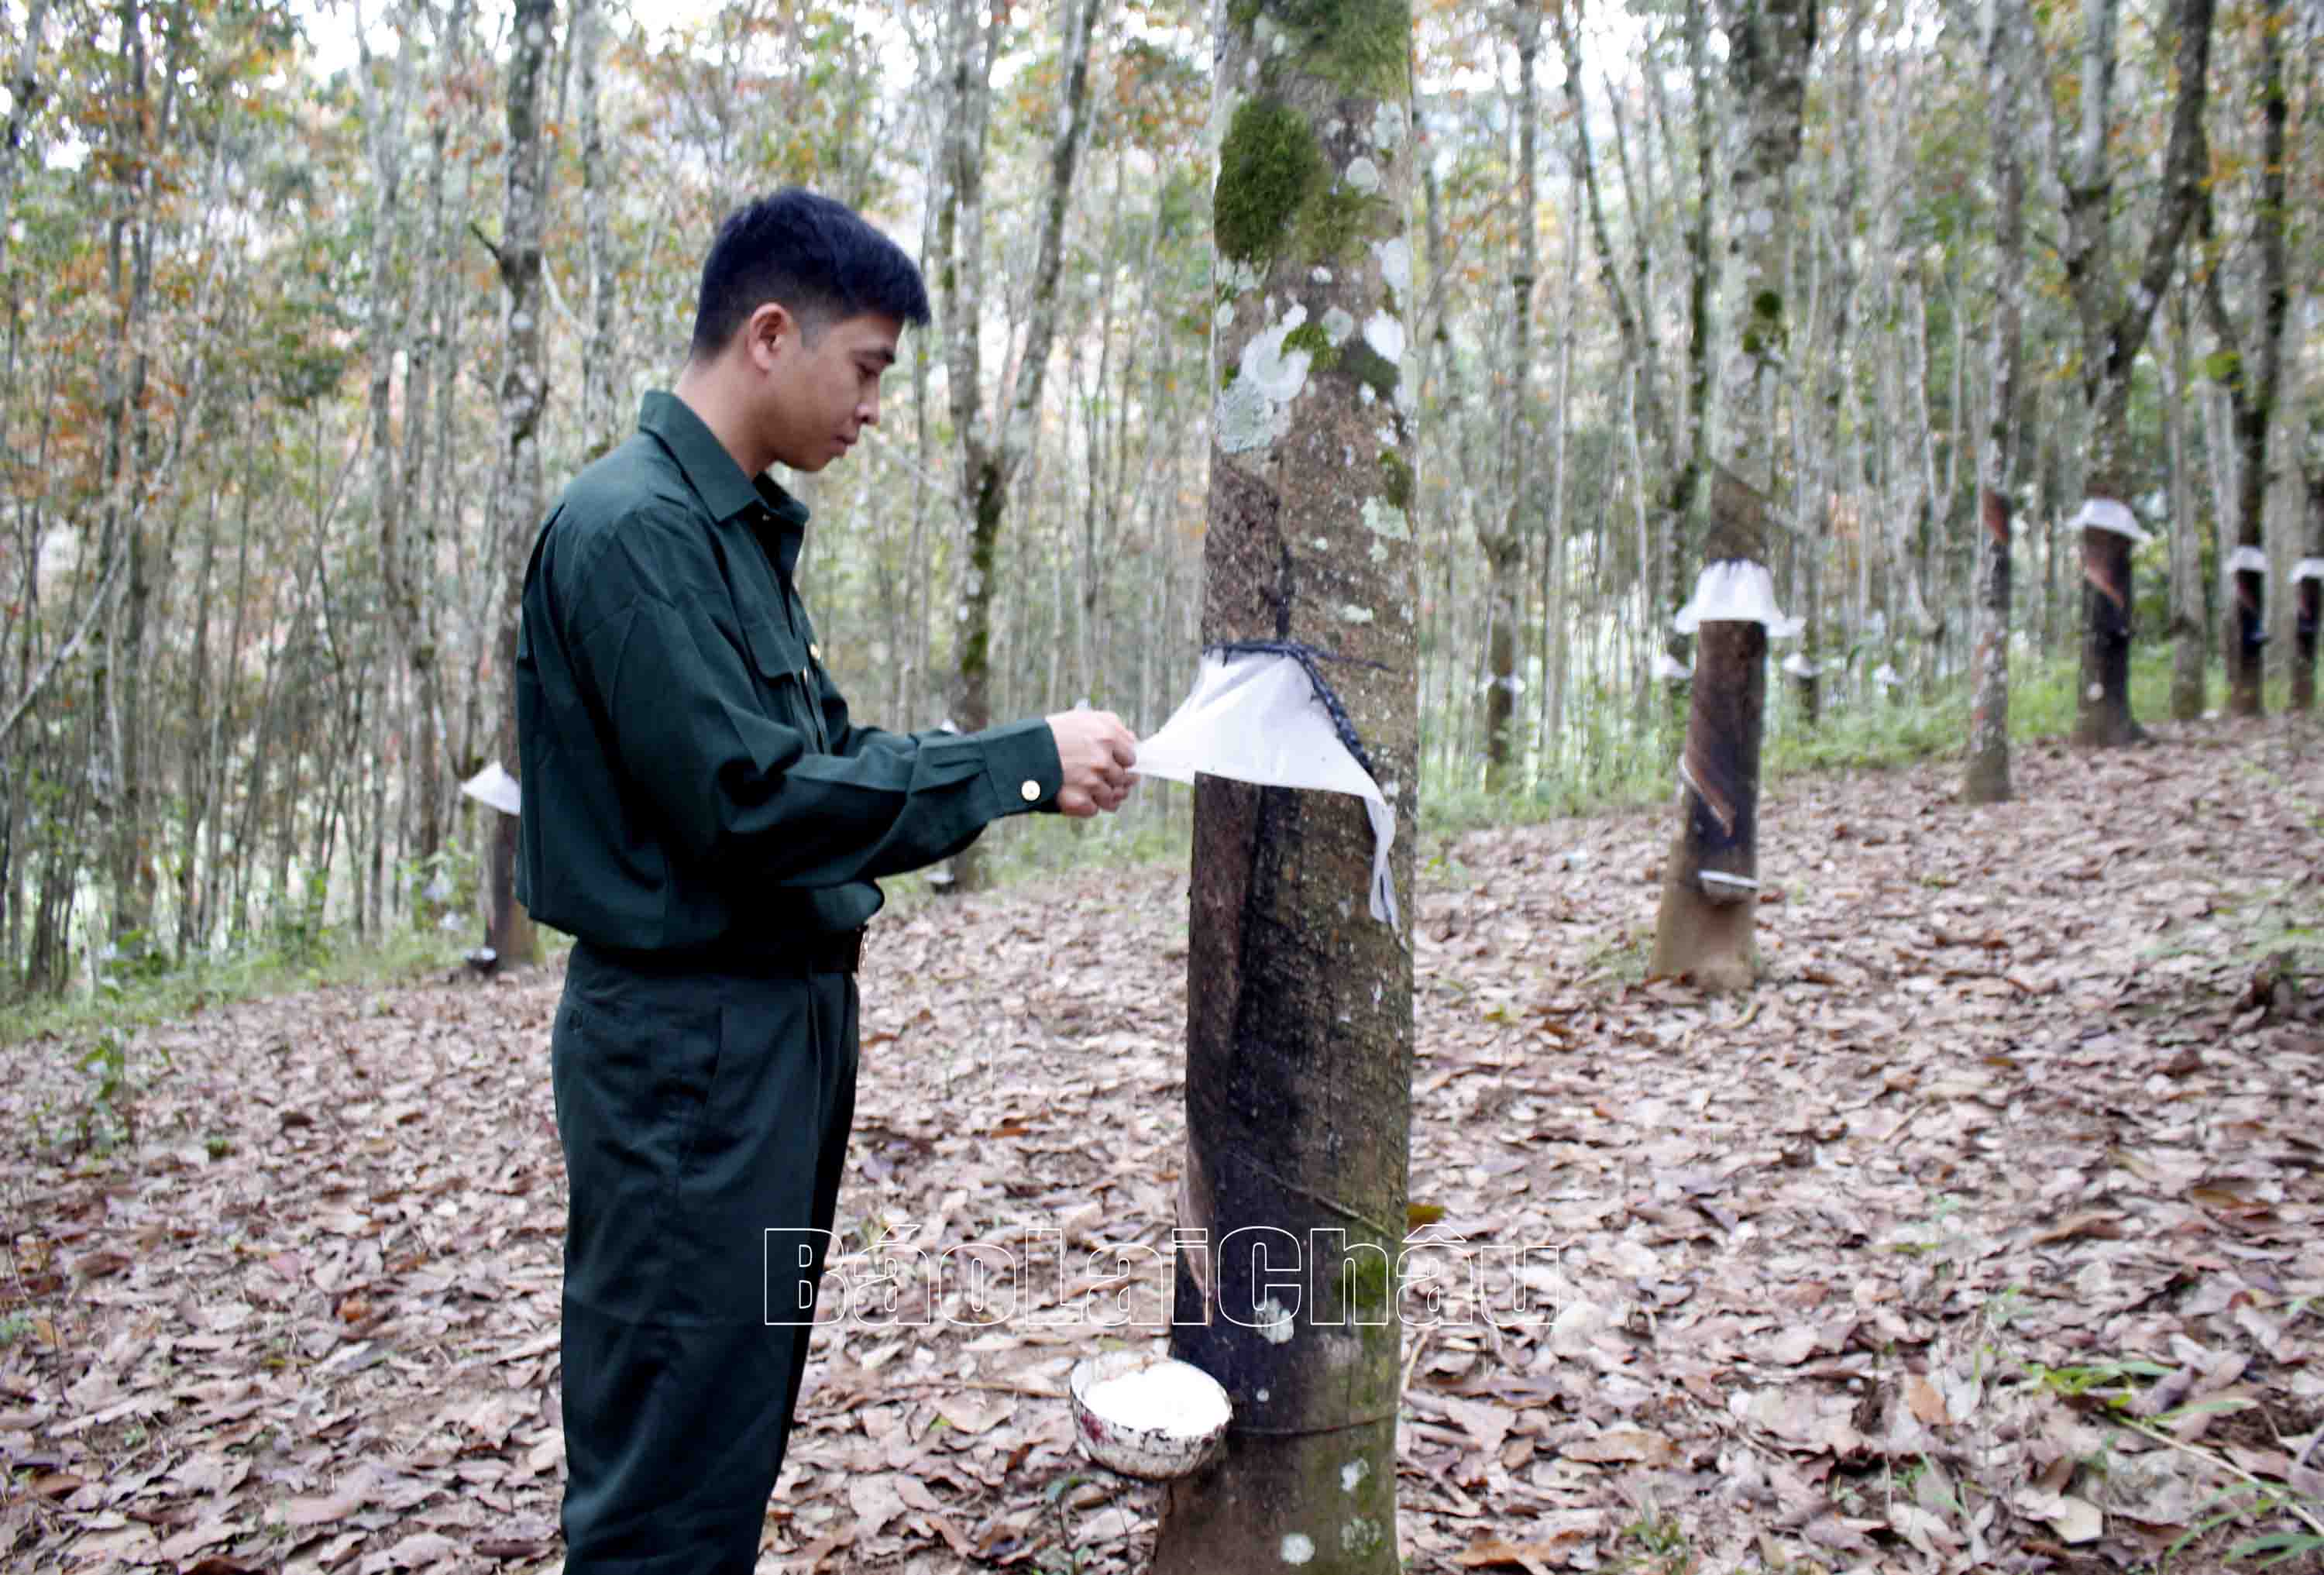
[581,928,865,978]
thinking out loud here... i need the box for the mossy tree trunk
[1647,0,1813,993]
[1153,3,1416,1571]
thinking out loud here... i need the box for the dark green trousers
[552,941,858,1573]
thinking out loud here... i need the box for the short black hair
[689,188,931,357]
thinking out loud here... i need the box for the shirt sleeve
[567,535,1062,888]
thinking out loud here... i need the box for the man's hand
[1045,709,1138,817]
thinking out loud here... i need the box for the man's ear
[744,301,796,369]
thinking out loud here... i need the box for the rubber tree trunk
[2227,556,2266,716]
[2165,283,2207,721]
[1964,489,2013,803]
[1651,469,1770,994]
[2202,0,2285,719]
[2075,500,2140,748]
[933,0,1101,892]
[1964,0,2031,804]
[2060,0,2212,746]
[483,0,553,969]
[2291,475,2321,713]
[1153,5,1415,1570]
[1648,0,1812,993]
[1481,0,1540,796]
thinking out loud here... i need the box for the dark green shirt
[514,390,1060,954]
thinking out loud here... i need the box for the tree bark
[1153,4,1415,1570]
[934,0,1102,890]
[2195,0,2286,720]
[1965,0,2033,804]
[483,0,554,968]
[1480,0,1539,793]
[2165,281,2207,720]
[1651,469,1773,993]
[2294,475,2321,711]
[574,0,618,461]
[2063,0,2214,747]
[1648,0,1812,992]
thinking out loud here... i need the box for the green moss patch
[1216,98,1324,265]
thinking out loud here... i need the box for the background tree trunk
[1648,0,1813,992]
[2195,0,2286,720]
[483,0,554,968]
[2294,475,2321,710]
[1153,3,1415,1569]
[1965,0,2033,804]
[2064,0,2214,748]
[933,0,1101,892]
[1480,0,1538,795]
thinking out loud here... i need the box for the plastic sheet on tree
[1130,650,1398,930]
[1672,559,1803,639]
[1873,663,1903,689]
[1781,652,1824,679]
[2228,546,2269,575]
[1650,651,1694,683]
[2073,497,2151,545]
[462,762,522,817]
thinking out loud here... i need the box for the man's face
[762,310,902,473]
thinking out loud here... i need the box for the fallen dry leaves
[1,716,2319,1573]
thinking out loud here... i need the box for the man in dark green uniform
[514,189,1137,1572]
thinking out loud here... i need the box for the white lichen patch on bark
[1255,1295,1296,1343]
[1323,307,1356,345]
[1281,1532,1315,1564]
[1361,311,1405,366]
[1362,498,1410,541]
[1342,1458,1370,1491]
[1373,236,1411,301]
[1371,101,1407,152]
[1217,304,1315,455]
[1346,156,1382,194]
[1337,604,1377,625]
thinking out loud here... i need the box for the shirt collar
[637,390,812,548]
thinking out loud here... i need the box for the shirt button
[1020,780,1042,803]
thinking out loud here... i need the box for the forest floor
[2,716,2320,1575]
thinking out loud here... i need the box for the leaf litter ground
[2,718,2319,1573]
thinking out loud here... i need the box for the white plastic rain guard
[1673,560,1803,639]
[2296,559,2324,584]
[2227,546,2269,575]
[2074,497,2152,545]
[1131,651,1399,930]
[461,762,522,817]
[1651,651,1694,683]
[1780,652,1822,679]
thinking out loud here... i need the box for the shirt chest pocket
[740,617,829,753]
